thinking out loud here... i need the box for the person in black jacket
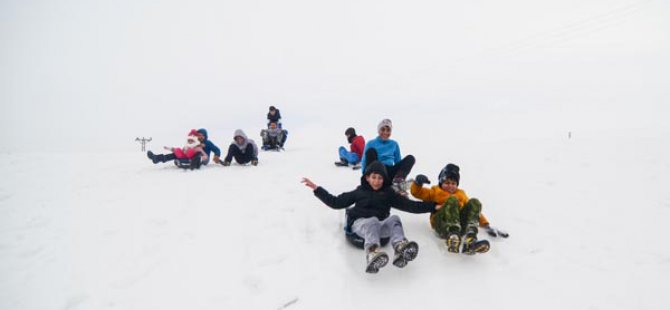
[267,106,282,128]
[301,161,441,274]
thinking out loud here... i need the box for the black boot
[147,151,160,164]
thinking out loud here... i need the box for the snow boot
[365,246,389,274]
[391,177,409,196]
[251,159,258,166]
[461,233,490,255]
[147,151,158,164]
[446,233,461,253]
[392,240,419,268]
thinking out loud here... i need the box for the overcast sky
[2,0,668,152]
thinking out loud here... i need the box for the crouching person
[261,121,288,151]
[301,161,441,273]
[222,129,259,166]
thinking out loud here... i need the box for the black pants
[365,148,415,186]
[225,144,257,164]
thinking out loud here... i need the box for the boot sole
[366,253,389,273]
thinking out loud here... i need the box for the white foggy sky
[1,0,669,152]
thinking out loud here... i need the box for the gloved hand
[414,174,431,186]
[484,225,509,238]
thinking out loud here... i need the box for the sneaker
[334,159,348,167]
[392,240,419,268]
[365,247,389,274]
[446,233,461,253]
[222,161,231,166]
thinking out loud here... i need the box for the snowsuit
[196,128,221,165]
[338,135,365,164]
[362,137,415,186]
[410,183,489,237]
[261,127,287,149]
[313,165,435,251]
[224,129,258,164]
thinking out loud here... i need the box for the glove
[484,226,509,238]
[414,174,431,186]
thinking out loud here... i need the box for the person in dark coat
[302,161,441,273]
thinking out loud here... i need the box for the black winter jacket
[313,177,436,227]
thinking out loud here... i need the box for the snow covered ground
[2,0,670,309]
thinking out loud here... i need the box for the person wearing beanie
[360,118,416,195]
[410,163,509,255]
[335,127,366,167]
[301,160,441,274]
[267,106,282,128]
[221,129,259,166]
[146,129,208,170]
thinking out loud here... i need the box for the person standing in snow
[301,161,441,273]
[360,119,416,195]
[410,163,508,255]
[335,127,365,168]
[222,129,259,166]
[147,129,208,169]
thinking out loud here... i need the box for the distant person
[301,161,441,273]
[222,129,259,166]
[411,163,508,255]
[260,121,288,151]
[147,129,208,169]
[195,128,222,165]
[267,106,282,128]
[360,119,415,194]
[335,127,365,168]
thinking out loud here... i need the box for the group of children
[146,106,288,169]
[145,111,508,274]
[303,118,508,273]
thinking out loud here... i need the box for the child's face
[365,173,384,191]
[440,179,458,194]
[378,126,391,140]
[235,136,245,144]
[270,123,277,129]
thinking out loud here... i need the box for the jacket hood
[233,129,248,141]
[197,128,208,140]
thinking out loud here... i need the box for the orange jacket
[410,183,489,228]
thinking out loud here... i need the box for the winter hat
[377,119,392,132]
[345,127,356,137]
[364,160,388,180]
[269,106,276,111]
[438,163,460,185]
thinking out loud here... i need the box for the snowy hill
[2,0,670,309]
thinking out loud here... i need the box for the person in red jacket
[335,127,365,167]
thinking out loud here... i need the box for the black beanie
[364,161,388,180]
[438,163,460,185]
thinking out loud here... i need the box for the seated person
[147,130,208,169]
[335,127,365,167]
[260,121,288,150]
[222,129,259,166]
